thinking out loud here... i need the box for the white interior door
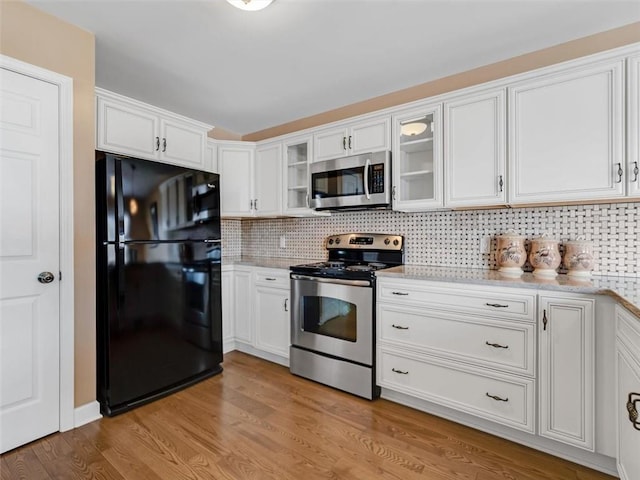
[0,68,60,453]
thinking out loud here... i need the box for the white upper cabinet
[218,141,282,218]
[313,115,390,162]
[218,143,254,217]
[283,135,313,215]
[508,58,626,204]
[392,103,443,211]
[96,88,212,171]
[444,88,507,208]
[254,142,282,217]
[628,54,640,198]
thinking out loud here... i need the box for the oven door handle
[364,157,371,200]
[291,274,372,287]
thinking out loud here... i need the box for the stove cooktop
[290,233,404,280]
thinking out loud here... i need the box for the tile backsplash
[222,202,640,277]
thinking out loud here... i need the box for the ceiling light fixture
[401,122,428,136]
[226,0,274,11]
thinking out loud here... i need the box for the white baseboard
[233,342,289,367]
[74,401,102,428]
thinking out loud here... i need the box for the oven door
[291,274,373,366]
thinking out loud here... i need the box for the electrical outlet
[279,235,286,249]
[480,236,492,254]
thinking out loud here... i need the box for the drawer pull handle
[392,324,409,330]
[265,277,277,281]
[627,392,640,431]
[486,393,509,402]
[543,309,548,331]
[392,291,409,296]
[392,368,408,375]
[485,303,508,308]
[485,341,509,349]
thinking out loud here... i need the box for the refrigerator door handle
[116,244,126,312]
[115,160,125,238]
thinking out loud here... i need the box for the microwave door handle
[364,158,371,200]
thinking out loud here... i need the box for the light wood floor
[2,351,615,479]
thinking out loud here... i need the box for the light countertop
[377,265,640,317]
[221,257,640,318]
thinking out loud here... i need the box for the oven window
[302,296,356,342]
[312,167,365,198]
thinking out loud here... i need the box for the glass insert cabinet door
[284,136,311,213]
[392,104,443,210]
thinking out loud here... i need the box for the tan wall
[208,126,242,141]
[244,21,640,142]
[0,0,96,407]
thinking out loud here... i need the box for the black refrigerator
[96,151,223,416]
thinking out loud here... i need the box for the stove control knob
[393,239,399,246]
[384,238,390,245]
[335,238,341,245]
[328,238,334,245]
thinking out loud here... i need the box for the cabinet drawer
[378,304,535,376]
[378,349,535,432]
[254,269,289,288]
[378,281,535,322]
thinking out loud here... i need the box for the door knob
[38,272,55,284]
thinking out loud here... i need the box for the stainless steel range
[289,233,404,399]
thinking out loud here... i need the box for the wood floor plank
[1,352,615,480]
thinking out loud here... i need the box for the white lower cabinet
[221,268,235,353]
[538,294,595,451]
[254,275,290,358]
[232,267,253,344]
[376,277,620,473]
[225,266,290,365]
[615,305,640,480]
[376,279,536,432]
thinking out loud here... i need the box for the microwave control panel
[371,164,385,193]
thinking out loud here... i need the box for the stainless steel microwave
[310,151,391,211]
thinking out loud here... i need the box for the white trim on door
[0,54,76,431]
